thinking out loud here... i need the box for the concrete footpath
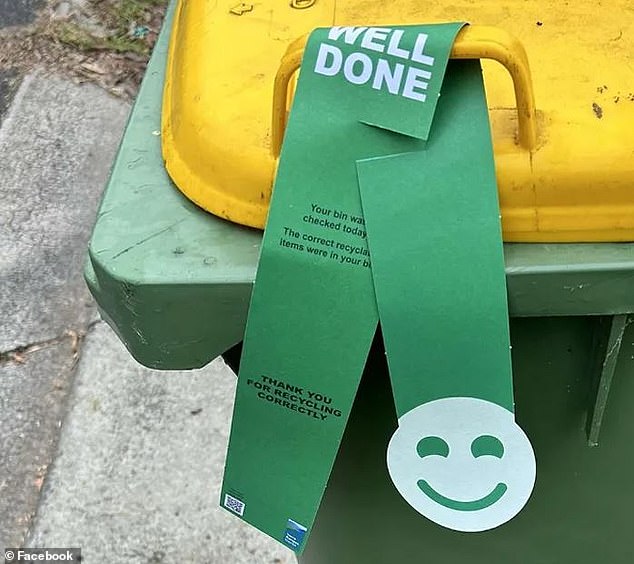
[0,73,292,563]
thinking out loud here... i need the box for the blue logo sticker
[283,519,308,551]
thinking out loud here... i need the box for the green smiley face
[386,397,536,532]
[416,435,508,511]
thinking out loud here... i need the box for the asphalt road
[0,70,22,125]
[0,0,41,121]
[0,0,45,119]
[0,0,43,28]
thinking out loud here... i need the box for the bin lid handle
[271,25,538,156]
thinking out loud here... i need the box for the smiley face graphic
[387,397,536,532]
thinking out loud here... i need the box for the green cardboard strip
[315,23,466,140]
[357,61,514,417]
[357,61,535,533]
[221,24,464,552]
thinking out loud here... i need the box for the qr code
[224,493,245,516]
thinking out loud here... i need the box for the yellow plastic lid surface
[161,0,634,242]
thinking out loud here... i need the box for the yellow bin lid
[161,0,634,242]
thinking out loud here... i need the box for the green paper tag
[312,23,466,140]
[357,60,536,533]
[357,61,515,416]
[221,23,464,552]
